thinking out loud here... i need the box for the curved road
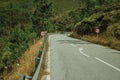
[49,34,120,80]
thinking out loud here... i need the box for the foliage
[32,0,54,34]
[74,4,120,37]
[51,0,80,12]
[0,0,53,74]
[1,0,120,74]
[50,13,74,32]
[1,0,95,72]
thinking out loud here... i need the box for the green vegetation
[50,0,120,50]
[32,0,54,33]
[51,0,80,12]
[72,1,120,50]
[0,0,53,75]
[0,0,120,78]
[0,0,34,73]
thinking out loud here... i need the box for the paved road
[49,34,120,80]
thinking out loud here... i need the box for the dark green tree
[97,0,107,5]
[32,0,53,35]
[0,0,37,73]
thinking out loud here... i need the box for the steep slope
[72,3,120,50]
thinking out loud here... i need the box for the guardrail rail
[21,35,48,80]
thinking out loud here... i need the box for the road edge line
[70,44,77,47]
[45,36,51,80]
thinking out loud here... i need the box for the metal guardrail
[21,36,48,80]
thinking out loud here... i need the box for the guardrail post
[38,50,42,57]
[21,75,25,80]
[35,57,40,63]
[35,57,40,69]
[21,75,32,80]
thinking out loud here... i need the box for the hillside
[50,0,120,50]
[51,0,80,12]
[0,0,120,79]
[0,0,53,77]
[71,3,120,50]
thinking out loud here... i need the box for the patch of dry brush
[4,38,44,80]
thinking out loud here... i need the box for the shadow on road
[103,48,120,54]
[57,40,91,44]
[111,51,120,54]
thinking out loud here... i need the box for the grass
[4,38,44,80]
[51,0,80,12]
[71,32,120,50]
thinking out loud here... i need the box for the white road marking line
[46,36,51,80]
[70,44,77,47]
[46,75,50,80]
[95,57,120,72]
[46,50,50,72]
[79,48,90,57]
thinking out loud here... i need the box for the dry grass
[71,32,120,50]
[4,38,44,80]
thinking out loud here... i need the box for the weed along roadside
[20,35,48,80]
[70,33,120,50]
[3,38,43,80]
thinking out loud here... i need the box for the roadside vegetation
[0,0,37,78]
[71,1,120,50]
[51,0,80,12]
[4,39,44,80]
[0,0,120,79]
[51,0,120,50]
[0,0,53,79]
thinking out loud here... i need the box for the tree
[0,0,37,73]
[97,0,107,5]
[32,0,53,35]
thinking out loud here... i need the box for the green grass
[51,0,80,12]
[0,0,16,7]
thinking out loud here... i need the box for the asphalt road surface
[49,34,120,80]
